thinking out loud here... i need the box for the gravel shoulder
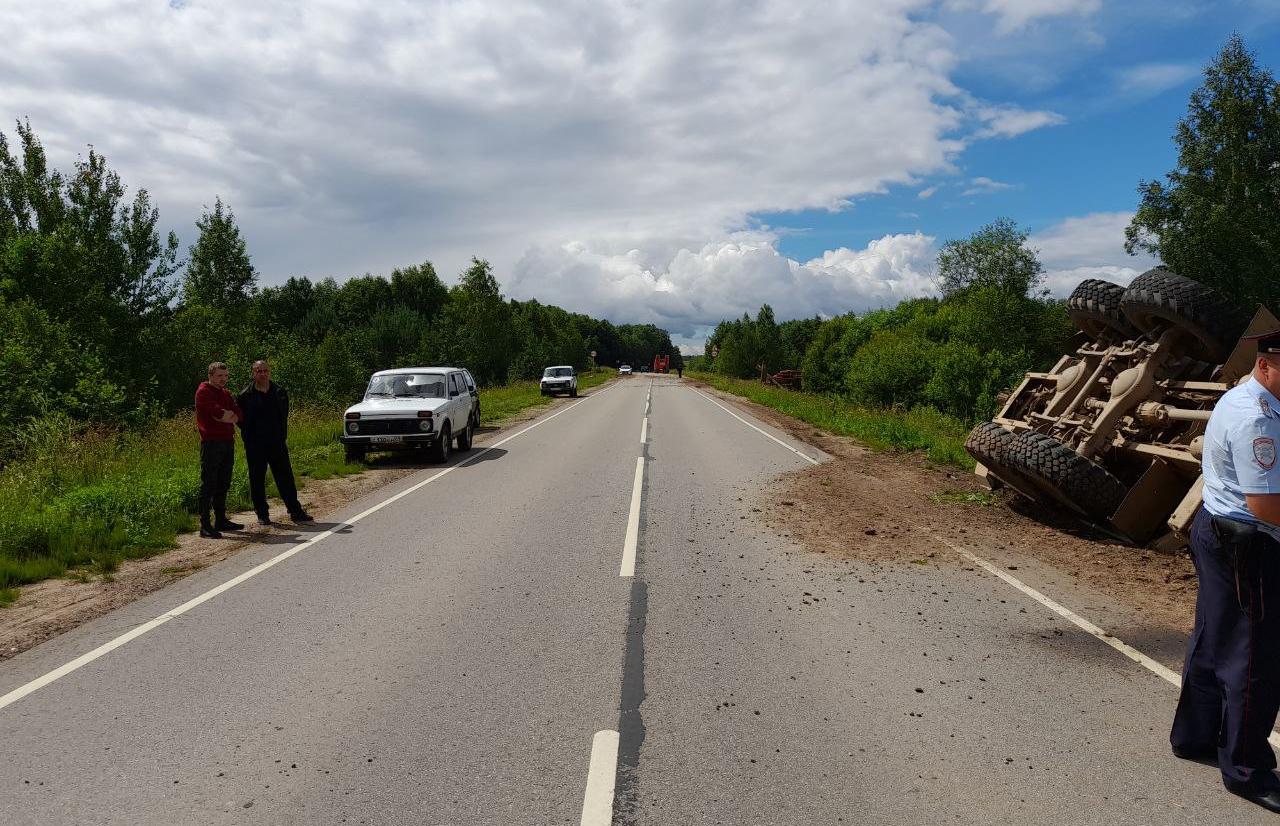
[0,390,601,662]
[692,382,1197,646]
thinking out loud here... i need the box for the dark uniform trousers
[246,441,302,518]
[198,441,235,527]
[1172,507,1280,791]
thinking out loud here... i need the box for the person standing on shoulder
[195,362,244,539]
[1172,329,1280,813]
[238,360,312,525]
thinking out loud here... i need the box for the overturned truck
[966,267,1278,550]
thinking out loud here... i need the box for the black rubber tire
[1067,279,1137,339]
[1006,431,1127,520]
[456,420,473,451]
[344,445,366,464]
[964,422,1039,499]
[1120,268,1246,362]
[570,386,578,398]
[430,424,451,464]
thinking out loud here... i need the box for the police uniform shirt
[1202,376,1280,541]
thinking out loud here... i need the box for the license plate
[370,435,404,444]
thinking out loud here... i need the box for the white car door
[447,373,465,432]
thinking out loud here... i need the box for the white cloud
[1029,211,1158,297]
[918,186,939,199]
[956,0,1102,33]
[1114,62,1200,99]
[961,176,1015,195]
[0,0,1067,314]
[972,104,1066,138]
[511,232,938,338]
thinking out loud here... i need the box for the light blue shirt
[1202,377,1280,538]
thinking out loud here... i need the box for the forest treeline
[697,218,1071,422]
[0,122,677,460]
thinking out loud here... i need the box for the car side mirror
[450,390,459,398]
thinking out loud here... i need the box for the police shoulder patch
[1255,436,1277,470]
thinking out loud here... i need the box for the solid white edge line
[0,385,614,713]
[579,729,620,826]
[699,382,1280,746]
[620,456,644,577]
[640,416,648,445]
[692,388,820,466]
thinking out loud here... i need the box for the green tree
[183,197,256,308]
[936,217,1043,298]
[1126,34,1280,310]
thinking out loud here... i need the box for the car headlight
[419,419,431,432]
[347,421,359,433]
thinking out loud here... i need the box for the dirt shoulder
[0,390,601,661]
[691,381,1197,641]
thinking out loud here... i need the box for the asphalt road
[0,376,1273,824]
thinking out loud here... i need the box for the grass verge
[0,368,615,595]
[688,371,972,470]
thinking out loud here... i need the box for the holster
[1212,515,1266,617]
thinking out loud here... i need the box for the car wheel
[430,424,451,464]
[570,385,578,397]
[344,445,367,464]
[456,419,473,451]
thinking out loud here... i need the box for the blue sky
[769,3,1280,264]
[4,2,1279,350]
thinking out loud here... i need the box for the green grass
[930,489,996,506]
[0,370,617,595]
[687,371,973,470]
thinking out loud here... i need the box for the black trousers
[1172,508,1280,791]
[246,442,301,517]
[198,441,235,526]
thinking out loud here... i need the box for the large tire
[456,419,473,451]
[1006,431,1127,520]
[1067,279,1137,339]
[430,423,451,464]
[344,445,366,464]
[964,422,1040,499]
[1120,268,1246,362]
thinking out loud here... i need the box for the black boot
[214,514,244,531]
[199,518,222,539]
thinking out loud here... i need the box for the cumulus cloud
[0,0,1069,308]
[1114,62,1201,100]
[511,232,938,339]
[1029,211,1158,297]
[972,104,1065,138]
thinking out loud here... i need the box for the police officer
[1172,329,1280,812]
[237,360,312,525]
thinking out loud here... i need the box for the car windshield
[365,373,447,399]
[544,367,573,377]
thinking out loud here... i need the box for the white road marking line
[579,729,620,826]
[692,388,820,466]
[924,529,1280,749]
[701,385,1280,744]
[640,416,648,445]
[0,388,610,713]
[620,456,645,577]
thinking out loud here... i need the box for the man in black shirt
[238,360,312,525]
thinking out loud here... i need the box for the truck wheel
[570,385,578,398]
[964,422,1041,501]
[456,419,473,451]
[1006,431,1127,521]
[344,445,366,464]
[1067,279,1137,340]
[430,424,451,464]
[1120,268,1246,361]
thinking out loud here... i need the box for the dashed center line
[579,729,620,826]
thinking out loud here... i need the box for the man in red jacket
[195,362,244,538]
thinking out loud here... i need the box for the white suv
[540,365,578,397]
[341,367,480,464]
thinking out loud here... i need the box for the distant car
[619,364,632,375]
[341,367,480,464]
[540,365,578,397]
